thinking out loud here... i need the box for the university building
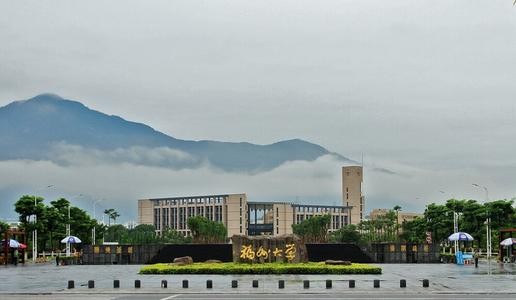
[138,166,365,237]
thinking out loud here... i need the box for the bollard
[349,280,355,288]
[231,280,238,288]
[278,280,285,289]
[326,280,332,289]
[161,280,167,288]
[423,279,429,288]
[206,280,213,289]
[67,280,74,289]
[303,280,310,289]
[252,280,259,288]
[182,280,188,288]
[113,280,120,289]
[88,280,94,289]
[374,279,380,288]
[400,279,406,288]
[134,280,141,288]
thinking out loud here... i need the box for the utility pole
[473,183,491,262]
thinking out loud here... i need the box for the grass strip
[140,262,381,275]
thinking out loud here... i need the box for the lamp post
[440,190,459,253]
[66,194,82,257]
[66,204,71,257]
[472,183,491,263]
[92,198,103,245]
[32,185,54,262]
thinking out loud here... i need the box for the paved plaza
[0,261,514,298]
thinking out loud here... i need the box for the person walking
[12,249,19,266]
[56,251,60,266]
[474,248,480,268]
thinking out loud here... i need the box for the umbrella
[500,237,516,246]
[448,232,474,241]
[60,236,82,244]
[1,239,20,248]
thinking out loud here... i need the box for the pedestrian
[474,248,480,268]
[12,249,19,266]
[56,251,60,266]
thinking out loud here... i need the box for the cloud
[1,151,514,223]
[50,143,199,169]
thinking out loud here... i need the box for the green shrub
[140,262,381,275]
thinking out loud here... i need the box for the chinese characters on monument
[231,234,308,263]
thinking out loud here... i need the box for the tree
[292,215,331,243]
[401,198,515,248]
[104,224,128,243]
[400,217,426,243]
[0,220,8,235]
[14,195,99,251]
[160,228,190,244]
[104,208,120,225]
[187,216,227,243]
[14,195,45,232]
[330,224,361,243]
[393,205,402,236]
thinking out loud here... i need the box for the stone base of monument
[170,256,193,265]
[325,260,352,265]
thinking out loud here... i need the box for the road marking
[160,295,181,300]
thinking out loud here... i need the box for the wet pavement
[0,260,514,294]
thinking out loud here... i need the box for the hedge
[140,262,381,275]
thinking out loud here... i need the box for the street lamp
[440,190,459,253]
[472,183,491,263]
[32,185,54,262]
[92,198,103,245]
[66,194,82,257]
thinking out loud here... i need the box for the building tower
[342,166,364,224]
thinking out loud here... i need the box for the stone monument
[231,234,308,263]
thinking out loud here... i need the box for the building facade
[368,208,423,224]
[139,194,352,238]
[342,166,365,224]
[138,194,247,237]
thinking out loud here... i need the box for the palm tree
[110,210,120,225]
[393,205,402,238]
[104,208,115,226]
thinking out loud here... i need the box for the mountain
[0,94,354,172]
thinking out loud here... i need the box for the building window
[171,208,177,229]
[346,193,349,199]
[240,226,242,233]
[154,208,160,230]
[240,198,242,206]
[179,207,185,229]
[215,206,222,222]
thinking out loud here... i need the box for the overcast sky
[1,1,515,221]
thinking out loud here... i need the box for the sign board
[231,234,308,263]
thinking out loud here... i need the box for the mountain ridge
[0,94,354,171]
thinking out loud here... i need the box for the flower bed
[140,262,381,275]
